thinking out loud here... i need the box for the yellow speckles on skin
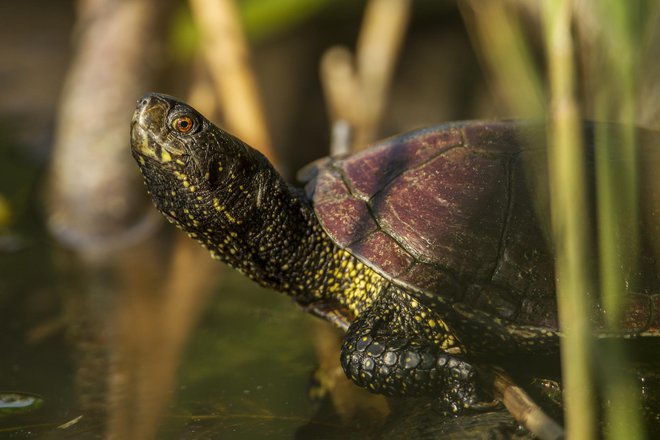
[439,335,456,351]
[136,135,167,163]
[328,249,384,315]
[173,170,190,187]
[224,211,237,223]
[176,159,185,166]
[168,210,177,218]
[428,319,436,328]
[213,198,225,212]
[161,150,172,162]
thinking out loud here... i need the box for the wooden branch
[493,369,565,440]
[321,0,411,153]
[187,0,275,162]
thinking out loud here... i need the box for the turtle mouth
[131,94,185,163]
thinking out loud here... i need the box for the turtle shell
[304,121,660,333]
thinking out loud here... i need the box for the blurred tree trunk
[48,0,165,255]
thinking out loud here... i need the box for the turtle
[130,93,660,411]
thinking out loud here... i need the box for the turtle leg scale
[339,294,480,412]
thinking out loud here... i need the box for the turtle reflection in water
[130,93,660,415]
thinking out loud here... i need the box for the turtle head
[131,93,197,162]
[131,93,282,249]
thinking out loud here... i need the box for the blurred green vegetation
[464,1,660,438]
[0,129,43,235]
[170,0,348,61]
[590,3,648,440]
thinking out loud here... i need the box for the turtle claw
[435,373,499,415]
[466,399,502,412]
[435,396,500,416]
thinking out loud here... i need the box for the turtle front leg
[339,293,481,412]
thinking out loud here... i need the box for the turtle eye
[173,115,194,134]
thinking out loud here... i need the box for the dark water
[0,222,319,438]
[0,223,317,438]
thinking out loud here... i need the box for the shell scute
[490,152,555,297]
[463,284,519,322]
[517,297,559,330]
[619,293,652,333]
[371,146,510,279]
[462,121,545,154]
[342,126,464,199]
[350,230,415,278]
[397,262,464,303]
[648,295,660,334]
[312,168,378,246]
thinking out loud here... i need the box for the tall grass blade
[543,1,597,438]
[588,1,646,438]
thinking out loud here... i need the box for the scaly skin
[130,93,480,409]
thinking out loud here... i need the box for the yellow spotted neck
[134,121,458,352]
[313,247,386,316]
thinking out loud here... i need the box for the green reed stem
[459,1,544,117]
[543,1,597,439]
[592,2,645,438]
